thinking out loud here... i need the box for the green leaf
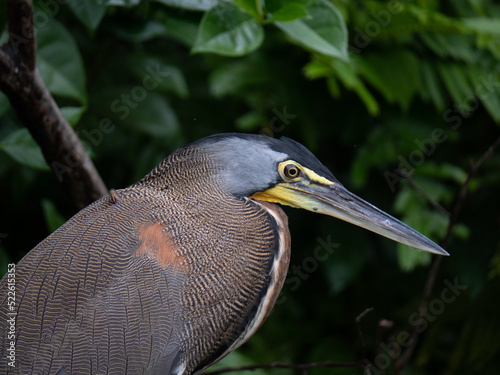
[114,18,198,46]
[113,21,167,43]
[438,63,473,114]
[36,16,87,105]
[163,18,199,47]
[0,128,49,171]
[60,107,86,126]
[236,111,265,131]
[326,76,340,97]
[209,57,271,97]
[330,58,379,115]
[0,92,9,117]
[67,0,107,31]
[396,209,446,273]
[102,0,140,6]
[358,50,421,110]
[211,351,269,375]
[154,0,216,11]
[0,28,7,46]
[419,60,446,111]
[417,178,453,204]
[274,0,348,61]
[467,69,500,123]
[463,17,500,35]
[192,2,264,56]
[323,231,369,293]
[160,65,190,98]
[122,92,180,139]
[489,249,500,279]
[453,223,470,240]
[132,58,189,98]
[419,33,474,63]
[350,125,400,188]
[397,245,432,271]
[267,3,308,23]
[303,59,332,79]
[234,0,260,19]
[418,162,468,185]
[41,199,65,233]
[393,183,448,272]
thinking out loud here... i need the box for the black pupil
[285,165,298,178]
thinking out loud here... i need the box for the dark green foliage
[1,0,500,374]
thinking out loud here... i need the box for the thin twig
[442,135,500,250]
[393,135,500,374]
[356,307,374,360]
[392,256,443,374]
[205,360,363,375]
[406,174,450,217]
[206,309,374,375]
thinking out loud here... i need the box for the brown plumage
[1,137,290,374]
[0,133,447,374]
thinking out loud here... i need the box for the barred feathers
[0,140,291,374]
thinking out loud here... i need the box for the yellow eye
[284,163,300,179]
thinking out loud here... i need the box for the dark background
[1,1,500,374]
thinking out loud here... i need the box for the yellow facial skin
[251,160,448,256]
[252,161,334,209]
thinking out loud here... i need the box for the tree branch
[0,0,107,209]
[356,307,374,361]
[205,360,363,375]
[206,309,374,375]
[406,174,450,218]
[7,0,36,70]
[393,135,500,374]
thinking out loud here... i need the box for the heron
[0,133,448,374]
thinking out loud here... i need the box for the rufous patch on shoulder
[135,222,188,271]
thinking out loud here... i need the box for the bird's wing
[0,190,187,374]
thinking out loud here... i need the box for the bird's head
[184,133,448,255]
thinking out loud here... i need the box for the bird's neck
[133,146,221,197]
